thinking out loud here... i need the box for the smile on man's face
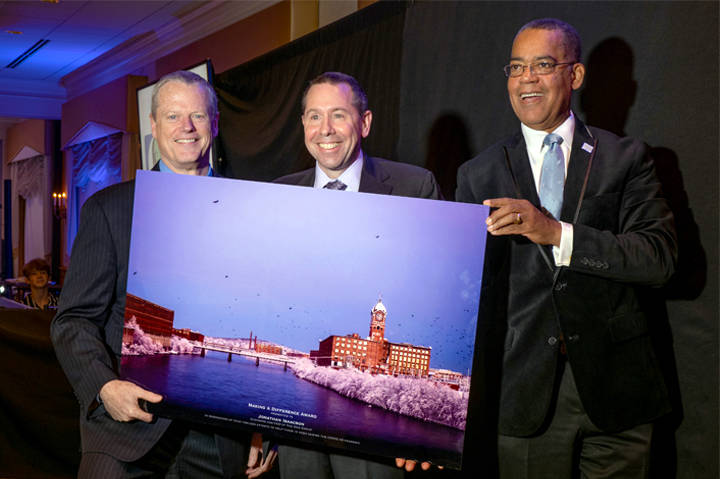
[302,82,372,179]
[507,28,585,132]
[150,81,218,174]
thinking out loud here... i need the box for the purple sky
[127,171,488,373]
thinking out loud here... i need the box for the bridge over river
[198,342,297,370]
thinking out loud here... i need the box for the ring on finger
[514,213,522,225]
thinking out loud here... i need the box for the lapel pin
[581,143,594,153]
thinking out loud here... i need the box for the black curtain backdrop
[5,2,716,478]
[214,1,407,181]
[399,5,718,478]
[215,2,718,478]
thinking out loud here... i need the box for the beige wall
[7,119,46,162]
[150,0,377,79]
[155,1,292,79]
[60,76,148,149]
[358,0,378,9]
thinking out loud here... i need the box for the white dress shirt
[520,112,575,266]
[313,152,364,192]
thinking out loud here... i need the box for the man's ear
[150,113,157,139]
[361,110,373,138]
[212,112,219,137]
[571,63,586,91]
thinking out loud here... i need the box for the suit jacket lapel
[506,131,557,271]
[296,169,315,187]
[561,119,597,223]
[358,156,392,195]
[504,132,540,205]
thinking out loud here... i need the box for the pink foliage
[291,358,467,430]
[122,316,164,356]
[123,317,199,356]
[172,336,196,354]
[206,338,251,350]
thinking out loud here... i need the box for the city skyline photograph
[122,170,489,468]
[127,171,487,373]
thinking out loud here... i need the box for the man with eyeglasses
[457,18,678,478]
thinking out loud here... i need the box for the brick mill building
[255,343,283,355]
[123,293,174,349]
[310,296,431,377]
[173,327,205,343]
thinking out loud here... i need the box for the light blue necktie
[539,133,565,220]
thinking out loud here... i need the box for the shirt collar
[521,111,575,154]
[313,151,364,192]
[158,159,213,177]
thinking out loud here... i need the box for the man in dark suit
[52,70,271,478]
[456,19,678,478]
[275,72,441,201]
[274,72,442,478]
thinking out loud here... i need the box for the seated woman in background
[21,258,58,309]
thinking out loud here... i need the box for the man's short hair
[518,18,582,63]
[301,72,368,116]
[22,258,51,278]
[151,70,218,120]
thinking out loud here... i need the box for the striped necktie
[323,179,347,191]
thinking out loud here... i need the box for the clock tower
[369,295,387,342]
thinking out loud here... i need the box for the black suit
[51,167,250,477]
[272,155,442,479]
[456,120,677,437]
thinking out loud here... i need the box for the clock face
[375,312,383,321]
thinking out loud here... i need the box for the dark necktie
[539,133,564,219]
[323,179,347,191]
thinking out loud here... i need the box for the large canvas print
[121,170,488,469]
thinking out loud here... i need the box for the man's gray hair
[150,70,218,119]
[518,18,582,63]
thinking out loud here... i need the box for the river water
[121,351,464,468]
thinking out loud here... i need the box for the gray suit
[272,155,442,479]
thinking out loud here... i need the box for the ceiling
[0,0,279,120]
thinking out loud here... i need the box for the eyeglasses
[503,61,575,77]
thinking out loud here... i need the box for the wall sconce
[53,192,67,219]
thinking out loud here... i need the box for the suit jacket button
[554,283,563,291]
[581,258,589,265]
[603,262,609,269]
[548,337,558,345]
[589,259,596,266]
